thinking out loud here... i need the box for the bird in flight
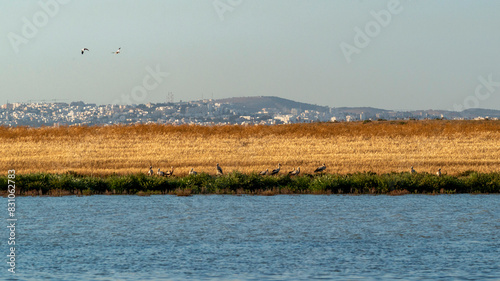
[81,48,89,55]
[112,47,121,54]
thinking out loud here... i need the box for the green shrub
[2,171,499,195]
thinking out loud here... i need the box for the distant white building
[274,114,294,124]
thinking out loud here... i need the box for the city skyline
[2,1,500,110]
[2,96,499,128]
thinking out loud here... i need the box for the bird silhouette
[314,163,326,173]
[270,163,281,175]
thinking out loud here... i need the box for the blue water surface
[2,194,499,280]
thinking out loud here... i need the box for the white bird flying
[112,47,121,54]
[81,48,89,55]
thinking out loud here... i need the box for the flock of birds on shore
[147,164,443,177]
[147,163,327,177]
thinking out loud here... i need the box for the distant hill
[334,107,390,115]
[211,97,392,115]
[461,108,500,118]
[209,96,500,118]
[211,96,329,114]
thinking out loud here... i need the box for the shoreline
[2,171,499,197]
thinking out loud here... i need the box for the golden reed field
[1,120,499,176]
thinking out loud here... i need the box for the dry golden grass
[1,120,499,176]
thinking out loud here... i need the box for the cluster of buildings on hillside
[0,99,498,127]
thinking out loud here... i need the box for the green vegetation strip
[2,171,500,196]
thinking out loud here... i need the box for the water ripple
[2,194,499,280]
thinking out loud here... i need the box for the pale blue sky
[1,0,500,110]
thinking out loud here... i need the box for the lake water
[2,194,499,280]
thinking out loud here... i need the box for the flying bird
[112,47,121,54]
[81,48,89,55]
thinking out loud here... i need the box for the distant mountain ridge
[211,96,329,114]
[209,96,500,118]
[460,108,500,117]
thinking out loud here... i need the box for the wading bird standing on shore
[259,169,268,176]
[314,163,326,173]
[270,163,281,175]
[436,168,441,177]
[165,166,174,177]
[289,167,300,176]
[81,48,89,55]
[147,166,154,176]
[189,168,197,175]
[217,163,223,175]
[157,168,165,176]
[411,166,416,174]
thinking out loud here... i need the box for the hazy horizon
[2,0,500,111]
[7,95,498,114]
